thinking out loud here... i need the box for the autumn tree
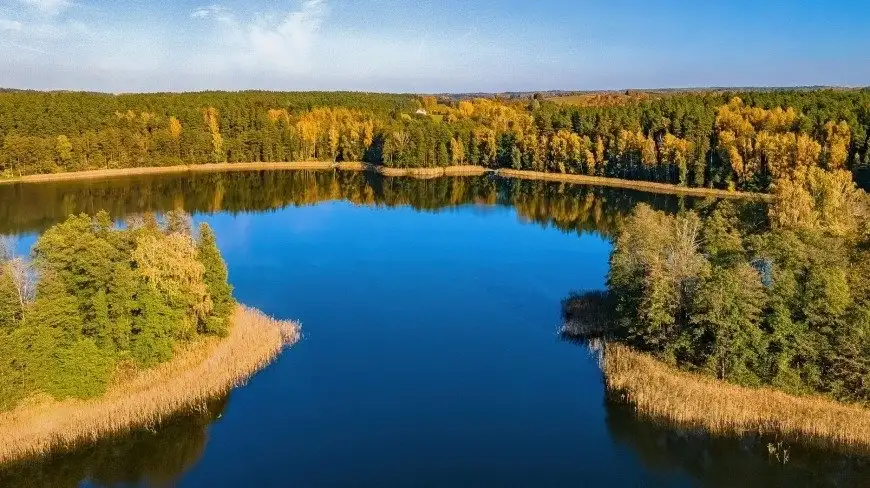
[0,211,238,409]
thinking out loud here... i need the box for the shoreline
[603,343,870,449]
[0,305,299,466]
[497,168,770,200]
[0,162,768,200]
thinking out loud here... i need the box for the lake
[0,170,867,487]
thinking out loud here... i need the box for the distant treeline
[1,89,869,191]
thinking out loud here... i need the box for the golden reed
[498,168,770,200]
[603,344,870,448]
[0,305,299,465]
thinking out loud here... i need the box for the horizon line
[2,85,868,97]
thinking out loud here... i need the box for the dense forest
[1,89,868,192]
[603,163,870,403]
[0,212,234,410]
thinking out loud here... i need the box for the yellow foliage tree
[203,107,223,163]
[132,232,213,337]
[168,117,183,140]
[770,167,867,237]
[450,137,466,165]
[824,120,851,170]
[715,97,833,189]
[293,107,377,161]
[661,133,694,184]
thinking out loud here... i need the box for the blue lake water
[0,171,866,487]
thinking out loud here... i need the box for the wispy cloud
[184,0,516,89]
[8,0,861,93]
[0,0,549,92]
[192,0,326,73]
[17,0,70,16]
[190,5,230,21]
[0,19,24,31]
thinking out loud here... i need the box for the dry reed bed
[2,161,767,200]
[334,161,368,172]
[0,162,334,185]
[604,344,870,447]
[498,168,771,201]
[333,162,488,177]
[0,305,299,465]
[375,165,489,178]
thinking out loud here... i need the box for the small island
[0,211,299,464]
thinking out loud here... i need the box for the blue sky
[1,0,868,93]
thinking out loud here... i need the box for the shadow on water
[0,396,229,488]
[0,170,753,238]
[559,292,870,488]
[605,397,870,488]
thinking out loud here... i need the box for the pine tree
[197,223,234,336]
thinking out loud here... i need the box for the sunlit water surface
[0,171,866,487]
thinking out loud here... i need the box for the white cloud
[0,0,565,92]
[191,5,230,21]
[192,0,326,74]
[17,0,70,15]
[183,0,517,89]
[0,19,23,31]
[0,0,166,91]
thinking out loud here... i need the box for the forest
[0,212,234,410]
[604,163,870,403]
[1,89,869,192]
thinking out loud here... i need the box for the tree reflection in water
[0,170,732,238]
[559,292,870,488]
[604,396,870,488]
[0,171,773,487]
[0,396,228,488]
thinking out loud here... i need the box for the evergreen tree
[0,211,238,409]
[690,263,766,384]
[0,265,20,330]
[197,223,234,337]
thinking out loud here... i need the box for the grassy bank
[498,168,771,201]
[0,162,767,200]
[0,306,299,465]
[603,344,870,448]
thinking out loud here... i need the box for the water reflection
[0,396,228,488]
[605,397,870,487]
[559,293,870,488]
[0,170,714,237]
[0,171,780,487]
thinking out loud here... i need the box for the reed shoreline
[0,162,768,200]
[498,168,770,200]
[0,305,300,466]
[603,343,870,449]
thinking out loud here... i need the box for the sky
[1,0,869,93]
